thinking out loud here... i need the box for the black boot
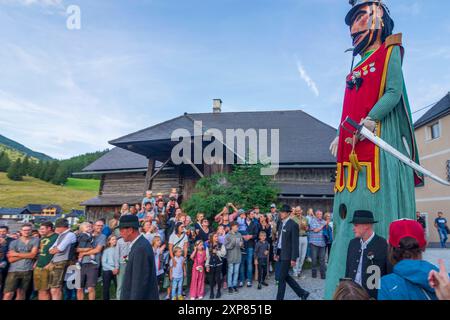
[216,289,221,299]
[210,289,215,299]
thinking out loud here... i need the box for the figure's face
[94,221,104,233]
[21,226,32,238]
[143,222,151,233]
[350,4,371,47]
[350,4,384,48]
[39,225,51,237]
[119,227,133,242]
[316,211,323,220]
[0,228,7,237]
[353,224,370,238]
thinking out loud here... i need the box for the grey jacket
[224,231,243,264]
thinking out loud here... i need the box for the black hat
[345,0,392,26]
[349,210,378,224]
[280,204,292,213]
[55,218,69,228]
[117,215,140,229]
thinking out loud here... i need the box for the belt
[299,235,307,237]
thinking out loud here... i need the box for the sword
[342,116,450,186]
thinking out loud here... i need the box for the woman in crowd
[120,203,130,216]
[215,203,238,233]
[206,232,226,299]
[101,235,118,300]
[378,219,442,300]
[195,218,211,243]
[323,212,333,263]
[333,279,370,300]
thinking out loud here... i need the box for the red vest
[336,43,400,193]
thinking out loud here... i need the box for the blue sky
[0,0,449,159]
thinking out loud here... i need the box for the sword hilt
[341,116,362,134]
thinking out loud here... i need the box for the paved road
[198,248,450,301]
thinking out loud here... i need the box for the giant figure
[325,0,423,299]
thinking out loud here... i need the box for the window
[429,122,441,140]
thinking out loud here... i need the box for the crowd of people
[0,188,448,301]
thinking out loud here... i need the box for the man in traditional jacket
[119,215,159,300]
[325,0,423,299]
[345,210,389,299]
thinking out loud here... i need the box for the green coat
[324,46,421,299]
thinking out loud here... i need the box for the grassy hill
[0,134,53,161]
[0,144,38,162]
[0,173,98,211]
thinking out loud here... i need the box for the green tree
[39,161,50,180]
[182,163,279,220]
[22,156,30,176]
[44,161,59,182]
[7,158,23,181]
[0,151,11,172]
[51,165,69,185]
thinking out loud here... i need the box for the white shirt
[278,217,290,249]
[355,231,375,285]
[129,234,142,251]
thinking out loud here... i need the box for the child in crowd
[189,240,208,300]
[152,235,166,289]
[254,231,270,289]
[101,235,118,300]
[170,247,186,300]
[236,209,248,235]
[76,222,96,269]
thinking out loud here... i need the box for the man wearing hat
[344,210,389,299]
[119,215,159,300]
[326,0,423,299]
[275,204,309,300]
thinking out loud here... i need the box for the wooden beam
[143,158,155,194]
[147,157,171,183]
[184,157,204,178]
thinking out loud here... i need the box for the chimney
[212,99,222,113]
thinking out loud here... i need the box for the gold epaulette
[385,33,402,47]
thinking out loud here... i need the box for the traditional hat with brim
[349,210,378,224]
[280,204,292,213]
[117,215,140,229]
[345,0,392,26]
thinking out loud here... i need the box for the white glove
[359,117,377,141]
[329,136,339,158]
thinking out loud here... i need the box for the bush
[182,163,279,220]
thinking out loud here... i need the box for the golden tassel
[349,135,362,172]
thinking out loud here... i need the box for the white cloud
[0,0,62,6]
[296,59,320,97]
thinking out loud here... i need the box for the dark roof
[25,204,44,213]
[414,93,450,129]
[65,209,85,217]
[0,208,30,215]
[32,214,64,224]
[81,195,143,207]
[82,147,149,172]
[109,110,337,164]
[25,204,63,214]
[277,182,335,196]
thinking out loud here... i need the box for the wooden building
[79,101,337,221]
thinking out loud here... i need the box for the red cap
[388,219,427,249]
